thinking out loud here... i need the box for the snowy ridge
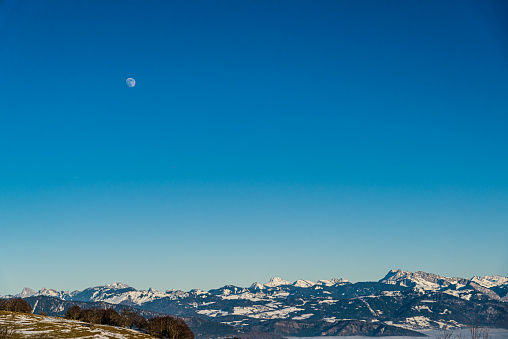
[317,278,349,286]
[104,282,130,289]
[378,269,508,302]
[18,287,37,298]
[293,279,316,288]
[249,282,265,290]
[11,276,351,301]
[379,269,468,291]
[471,275,508,288]
[263,277,291,287]
[261,277,348,288]
[10,271,506,306]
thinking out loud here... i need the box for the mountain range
[5,270,508,337]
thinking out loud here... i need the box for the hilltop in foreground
[0,310,153,338]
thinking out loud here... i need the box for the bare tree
[64,305,82,320]
[147,316,194,339]
[469,321,490,339]
[436,327,454,339]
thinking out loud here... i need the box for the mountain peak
[293,279,316,288]
[379,269,469,291]
[317,278,349,286]
[381,269,403,281]
[264,277,290,287]
[250,282,265,290]
[104,282,130,289]
[471,275,508,288]
[18,287,37,298]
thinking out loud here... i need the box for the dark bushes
[64,305,193,339]
[147,316,194,339]
[120,308,147,329]
[65,306,122,327]
[65,305,81,320]
[0,298,32,313]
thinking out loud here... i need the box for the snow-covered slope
[293,279,316,288]
[471,275,508,288]
[104,282,130,289]
[18,287,37,298]
[378,269,508,302]
[250,282,265,290]
[263,277,291,287]
[0,310,152,339]
[379,269,468,291]
[317,278,349,286]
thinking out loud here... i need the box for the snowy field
[288,329,508,339]
[0,311,152,339]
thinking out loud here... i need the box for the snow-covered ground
[288,329,508,339]
[0,311,152,339]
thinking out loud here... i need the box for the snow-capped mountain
[34,288,74,300]
[8,271,508,334]
[18,287,37,298]
[292,279,315,288]
[379,269,469,291]
[263,277,290,287]
[317,278,348,286]
[104,282,130,289]
[249,282,265,290]
[471,275,508,288]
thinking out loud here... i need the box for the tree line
[64,305,194,339]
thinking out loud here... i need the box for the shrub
[99,308,121,327]
[64,305,81,320]
[121,308,146,329]
[0,298,32,314]
[147,315,194,339]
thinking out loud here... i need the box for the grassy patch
[0,311,154,338]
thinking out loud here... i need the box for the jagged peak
[381,269,404,281]
[18,287,37,298]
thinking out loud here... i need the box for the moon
[126,78,136,87]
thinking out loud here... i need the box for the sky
[0,0,507,295]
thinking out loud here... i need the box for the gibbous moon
[126,78,136,87]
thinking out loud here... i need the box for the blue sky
[1,0,507,295]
